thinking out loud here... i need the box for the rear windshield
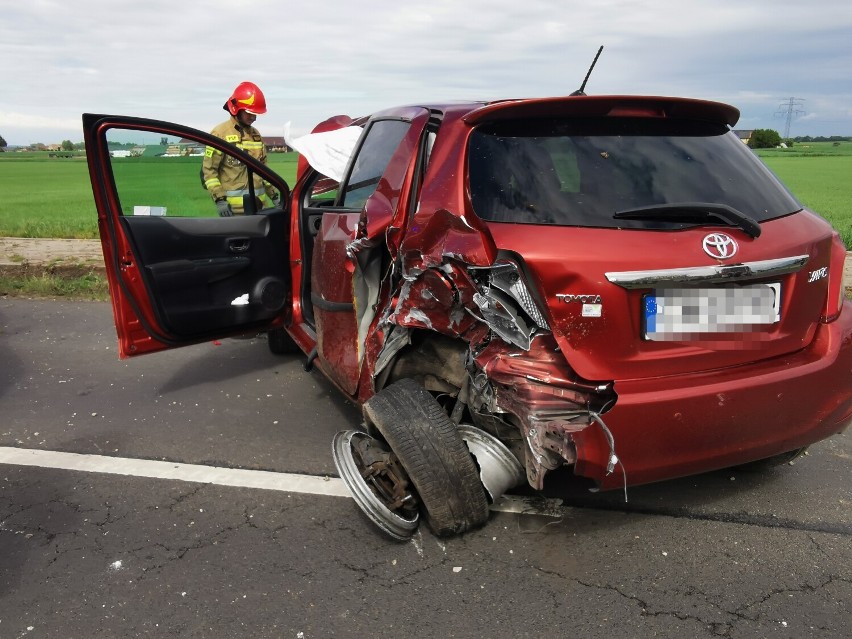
[467,118,801,228]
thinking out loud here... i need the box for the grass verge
[0,267,109,301]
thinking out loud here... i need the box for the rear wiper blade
[613,202,761,238]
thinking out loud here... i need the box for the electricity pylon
[774,97,806,139]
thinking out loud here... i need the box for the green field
[1,143,850,246]
[0,153,299,239]
[755,144,852,247]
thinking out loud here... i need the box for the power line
[774,97,806,138]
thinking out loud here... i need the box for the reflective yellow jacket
[201,117,277,213]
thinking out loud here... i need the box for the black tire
[267,327,299,355]
[735,446,808,472]
[363,378,489,537]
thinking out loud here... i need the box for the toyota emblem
[702,233,738,259]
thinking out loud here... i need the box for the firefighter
[202,81,279,216]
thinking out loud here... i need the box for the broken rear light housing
[470,260,551,350]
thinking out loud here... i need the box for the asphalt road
[1,298,850,638]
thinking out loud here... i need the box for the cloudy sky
[2,0,850,145]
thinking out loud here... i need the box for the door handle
[228,238,251,253]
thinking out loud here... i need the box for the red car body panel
[485,215,834,381]
[312,211,361,394]
[574,308,852,488]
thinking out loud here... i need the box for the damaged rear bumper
[471,309,852,492]
[574,309,852,490]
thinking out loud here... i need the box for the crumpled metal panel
[472,337,613,488]
[390,263,477,337]
[355,107,433,254]
[401,208,497,273]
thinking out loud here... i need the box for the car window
[307,175,339,207]
[104,128,280,218]
[468,118,801,228]
[339,119,410,210]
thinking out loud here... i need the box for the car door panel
[121,213,289,337]
[82,113,291,358]
[311,211,361,395]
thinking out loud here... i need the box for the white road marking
[0,447,350,497]
[0,447,564,518]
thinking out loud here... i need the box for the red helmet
[224,81,267,116]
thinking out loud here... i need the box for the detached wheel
[331,430,420,541]
[735,447,808,472]
[267,327,299,355]
[363,378,489,537]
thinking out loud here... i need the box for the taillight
[821,232,847,323]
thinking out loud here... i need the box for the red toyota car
[83,94,852,539]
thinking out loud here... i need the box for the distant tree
[793,135,851,143]
[60,139,74,151]
[0,133,6,150]
[748,129,782,149]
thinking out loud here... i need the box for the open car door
[83,114,292,358]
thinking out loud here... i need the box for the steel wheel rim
[331,430,419,540]
[458,425,525,501]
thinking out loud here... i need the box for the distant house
[176,136,290,153]
[173,139,205,156]
[263,137,291,152]
[733,129,753,145]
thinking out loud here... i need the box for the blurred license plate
[644,283,781,340]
